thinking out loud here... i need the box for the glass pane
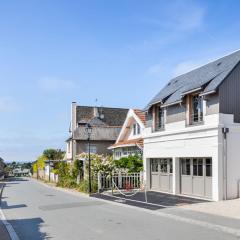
[186,159,191,175]
[169,159,173,173]
[151,159,158,172]
[206,158,212,177]
[193,159,198,176]
[160,159,167,173]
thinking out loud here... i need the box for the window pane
[186,159,191,175]
[198,159,203,176]
[169,159,173,173]
[182,159,190,175]
[193,159,198,176]
[206,158,212,177]
[160,159,167,173]
[151,159,158,172]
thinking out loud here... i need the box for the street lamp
[85,123,92,194]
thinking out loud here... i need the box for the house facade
[143,50,240,201]
[66,102,128,162]
[109,109,146,160]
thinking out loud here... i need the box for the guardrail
[0,183,5,206]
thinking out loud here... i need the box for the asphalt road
[1,178,240,240]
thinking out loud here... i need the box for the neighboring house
[143,50,240,201]
[66,103,129,162]
[109,109,146,160]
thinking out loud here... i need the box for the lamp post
[85,123,92,194]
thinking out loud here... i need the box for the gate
[98,172,143,192]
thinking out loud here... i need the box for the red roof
[133,109,146,125]
[109,138,143,149]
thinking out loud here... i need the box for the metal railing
[98,172,143,192]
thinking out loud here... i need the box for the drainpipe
[222,127,229,200]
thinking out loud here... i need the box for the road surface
[1,178,240,240]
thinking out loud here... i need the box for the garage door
[180,158,212,198]
[150,158,173,193]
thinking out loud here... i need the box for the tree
[114,155,143,173]
[43,149,65,160]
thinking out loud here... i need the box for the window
[193,159,203,176]
[206,158,212,177]
[137,124,141,134]
[191,95,203,124]
[156,106,165,130]
[151,159,159,172]
[182,159,191,175]
[133,123,141,135]
[160,159,168,173]
[86,145,97,154]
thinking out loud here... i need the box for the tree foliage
[43,149,65,160]
[114,155,143,173]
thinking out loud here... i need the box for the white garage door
[180,158,212,199]
[150,158,173,193]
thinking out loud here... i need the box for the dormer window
[155,105,165,131]
[190,94,203,125]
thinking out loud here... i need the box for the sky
[1,0,240,162]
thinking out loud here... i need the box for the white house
[143,50,240,201]
[108,109,146,159]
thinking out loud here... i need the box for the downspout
[222,127,229,200]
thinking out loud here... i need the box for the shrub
[114,155,143,173]
[78,179,98,193]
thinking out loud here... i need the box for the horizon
[1,0,240,162]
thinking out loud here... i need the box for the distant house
[66,102,129,162]
[108,109,146,160]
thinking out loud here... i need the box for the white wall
[143,113,220,200]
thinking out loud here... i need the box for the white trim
[181,87,202,96]
[199,90,216,96]
[161,100,182,108]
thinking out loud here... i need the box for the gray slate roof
[73,126,121,141]
[76,106,128,126]
[146,50,240,109]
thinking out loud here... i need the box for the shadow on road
[1,200,27,209]
[8,217,51,240]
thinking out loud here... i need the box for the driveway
[92,191,208,210]
[1,177,240,240]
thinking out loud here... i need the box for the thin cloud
[141,1,205,32]
[0,97,19,113]
[147,63,164,77]
[38,77,76,93]
[172,61,202,77]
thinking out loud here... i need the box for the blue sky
[1,0,240,162]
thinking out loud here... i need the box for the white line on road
[0,208,20,240]
[33,179,240,238]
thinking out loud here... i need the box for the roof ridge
[172,49,240,79]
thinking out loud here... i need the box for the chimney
[93,106,99,118]
[71,102,77,133]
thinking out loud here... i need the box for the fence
[98,172,143,192]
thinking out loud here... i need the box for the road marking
[33,178,240,238]
[100,193,170,208]
[0,208,20,240]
